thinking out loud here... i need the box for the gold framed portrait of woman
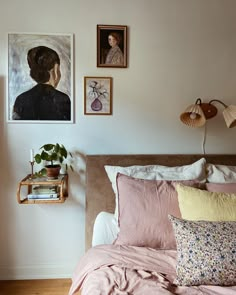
[97,25,127,68]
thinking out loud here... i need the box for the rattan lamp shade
[180,104,206,127]
[223,105,236,128]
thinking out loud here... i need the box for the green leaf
[41,144,54,151]
[34,154,42,164]
[55,143,60,153]
[60,148,67,158]
[41,150,49,160]
[51,152,58,161]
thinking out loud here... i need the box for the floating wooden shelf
[17,174,68,204]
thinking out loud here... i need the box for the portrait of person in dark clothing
[12,46,71,121]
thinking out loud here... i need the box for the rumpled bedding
[69,245,236,295]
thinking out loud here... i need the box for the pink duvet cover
[69,245,236,295]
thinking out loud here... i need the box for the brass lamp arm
[209,99,228,108]
[195,98,202,105]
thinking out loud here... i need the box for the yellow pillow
[176,184,236,221]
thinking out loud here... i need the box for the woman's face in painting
[108,35,118,48]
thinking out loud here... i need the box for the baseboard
[0,263,73,280]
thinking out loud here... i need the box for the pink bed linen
[69,245,236,295]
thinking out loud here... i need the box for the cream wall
[0,0,236,279]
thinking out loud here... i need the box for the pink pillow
[114,173,201,249]
[206,182,236,193]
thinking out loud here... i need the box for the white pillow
[105,158,206,221]
[92,212,119,246]
[207,163,236,183]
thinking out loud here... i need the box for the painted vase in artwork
[91,98,102,111]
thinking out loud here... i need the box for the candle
[30,149,34,162]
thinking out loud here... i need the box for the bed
[69,154,236,295]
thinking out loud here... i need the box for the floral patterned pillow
[169,215,236,286]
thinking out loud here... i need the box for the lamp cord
[202,123,207,155]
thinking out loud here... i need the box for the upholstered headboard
[85,154,236,249]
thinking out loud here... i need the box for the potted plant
[34,143,73,179]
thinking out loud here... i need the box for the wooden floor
[0,279,81,295]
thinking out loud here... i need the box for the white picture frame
[7,32,74,123]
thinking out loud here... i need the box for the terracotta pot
[45,165,61,179]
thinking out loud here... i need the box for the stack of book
[28,185,59,200]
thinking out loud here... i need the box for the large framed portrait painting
[7,33,74,123]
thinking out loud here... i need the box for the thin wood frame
[84,76,112,115]
[97,25,127,68]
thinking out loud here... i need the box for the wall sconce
[180,98,236,128]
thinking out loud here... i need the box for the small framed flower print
[84,77,113,115]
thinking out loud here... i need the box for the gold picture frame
[97,25,127,68]
[84,76,113,115]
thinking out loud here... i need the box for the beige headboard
[86,154,236,249]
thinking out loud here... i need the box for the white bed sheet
[92,212,119,246]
